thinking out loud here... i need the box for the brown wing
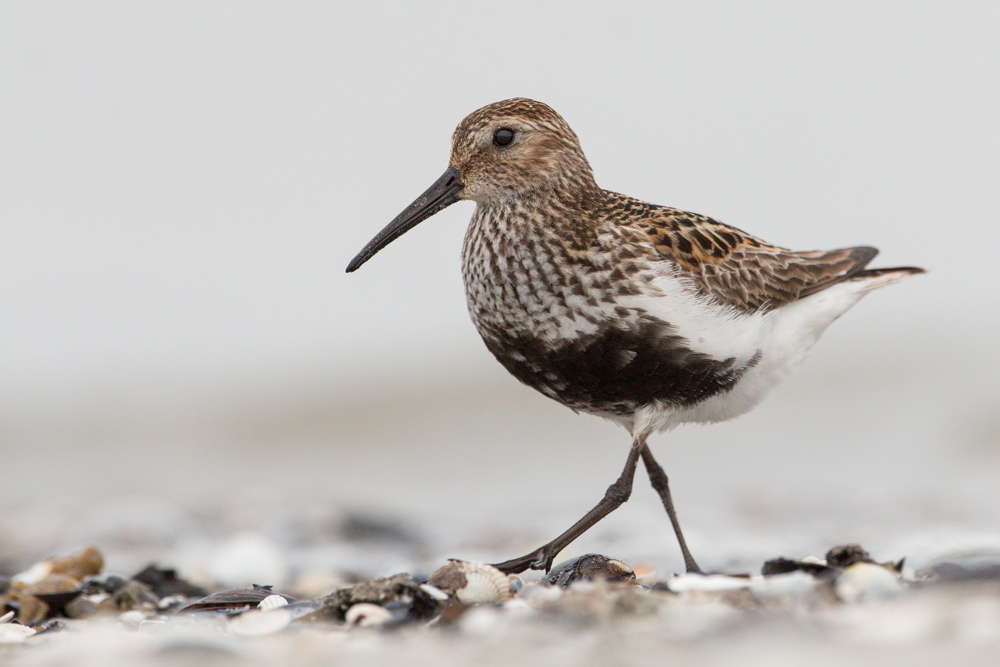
[637,205,878,312]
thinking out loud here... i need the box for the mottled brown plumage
[347,97,924,575]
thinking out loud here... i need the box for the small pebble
[836,562,903,603]
[119,610,148,626]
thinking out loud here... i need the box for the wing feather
[604,193,881,311]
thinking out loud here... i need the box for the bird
[346,98,923,575]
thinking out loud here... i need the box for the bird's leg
[640,445,703,574]
[491,438,644,575]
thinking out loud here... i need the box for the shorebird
[346,98,923,575]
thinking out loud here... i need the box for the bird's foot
[491,546,558,575]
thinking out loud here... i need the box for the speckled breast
[460,211,746,417]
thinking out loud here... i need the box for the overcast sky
[2,1,998,418]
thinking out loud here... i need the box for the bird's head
[346,98,594,272]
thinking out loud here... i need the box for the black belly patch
[482,317,758,416]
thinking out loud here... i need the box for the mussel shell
[181,587,296,614]
[545,554,635,588]
[319,573,442,622]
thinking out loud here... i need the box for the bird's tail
[845,266,926,293]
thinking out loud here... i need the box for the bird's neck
[474,181,605,251]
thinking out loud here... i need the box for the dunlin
[347,98,923,575]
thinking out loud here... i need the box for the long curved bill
[346,166,464,273]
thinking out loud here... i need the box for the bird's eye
[493,128,515,147]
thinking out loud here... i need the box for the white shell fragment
[0,624,36,643]
[419,583,451,602]
[228,608,292,636]
[118,610,148,627]
[427,560,515,605]
[836,562,904,603]
[257,594,289,611]
[345,603,394,627]
[0,610,14,624]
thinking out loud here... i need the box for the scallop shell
[427,561,514,605]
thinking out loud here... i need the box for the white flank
[628,269,921,436]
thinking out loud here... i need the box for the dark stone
[761,557,835,578]
[133,565,208,599]
[31,590,82,618]
[919,554,1000,585]
[825,544,874,569]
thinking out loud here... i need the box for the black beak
[346,166,464,273]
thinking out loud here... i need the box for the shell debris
[836,562,904,603]
[257,594,289,611]
[426,561,515,605]
[545,554,636,588]
[318,573,443,622]
[0,623,36,644]
[345,603,394,628]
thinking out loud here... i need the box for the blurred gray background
[2,2,998,579]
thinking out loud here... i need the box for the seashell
[345,603,394,627]
[97,580,160,613]
[0,623,36,644]
[12,546,104,586]
[257,594,289,611]
[835,562,903,603]
[319,573,442,622]
[427,561,514,604]
[32,588,84,618]
[0,611,14,624]
[157,595,189,613]
[119,610,148,626]
[181,586,296,614]
[228,608,292,636]
[419,583,450,602]
[545,554,636,588]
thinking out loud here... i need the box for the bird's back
[461,189,921,428]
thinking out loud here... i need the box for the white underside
[613,269,918,440]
